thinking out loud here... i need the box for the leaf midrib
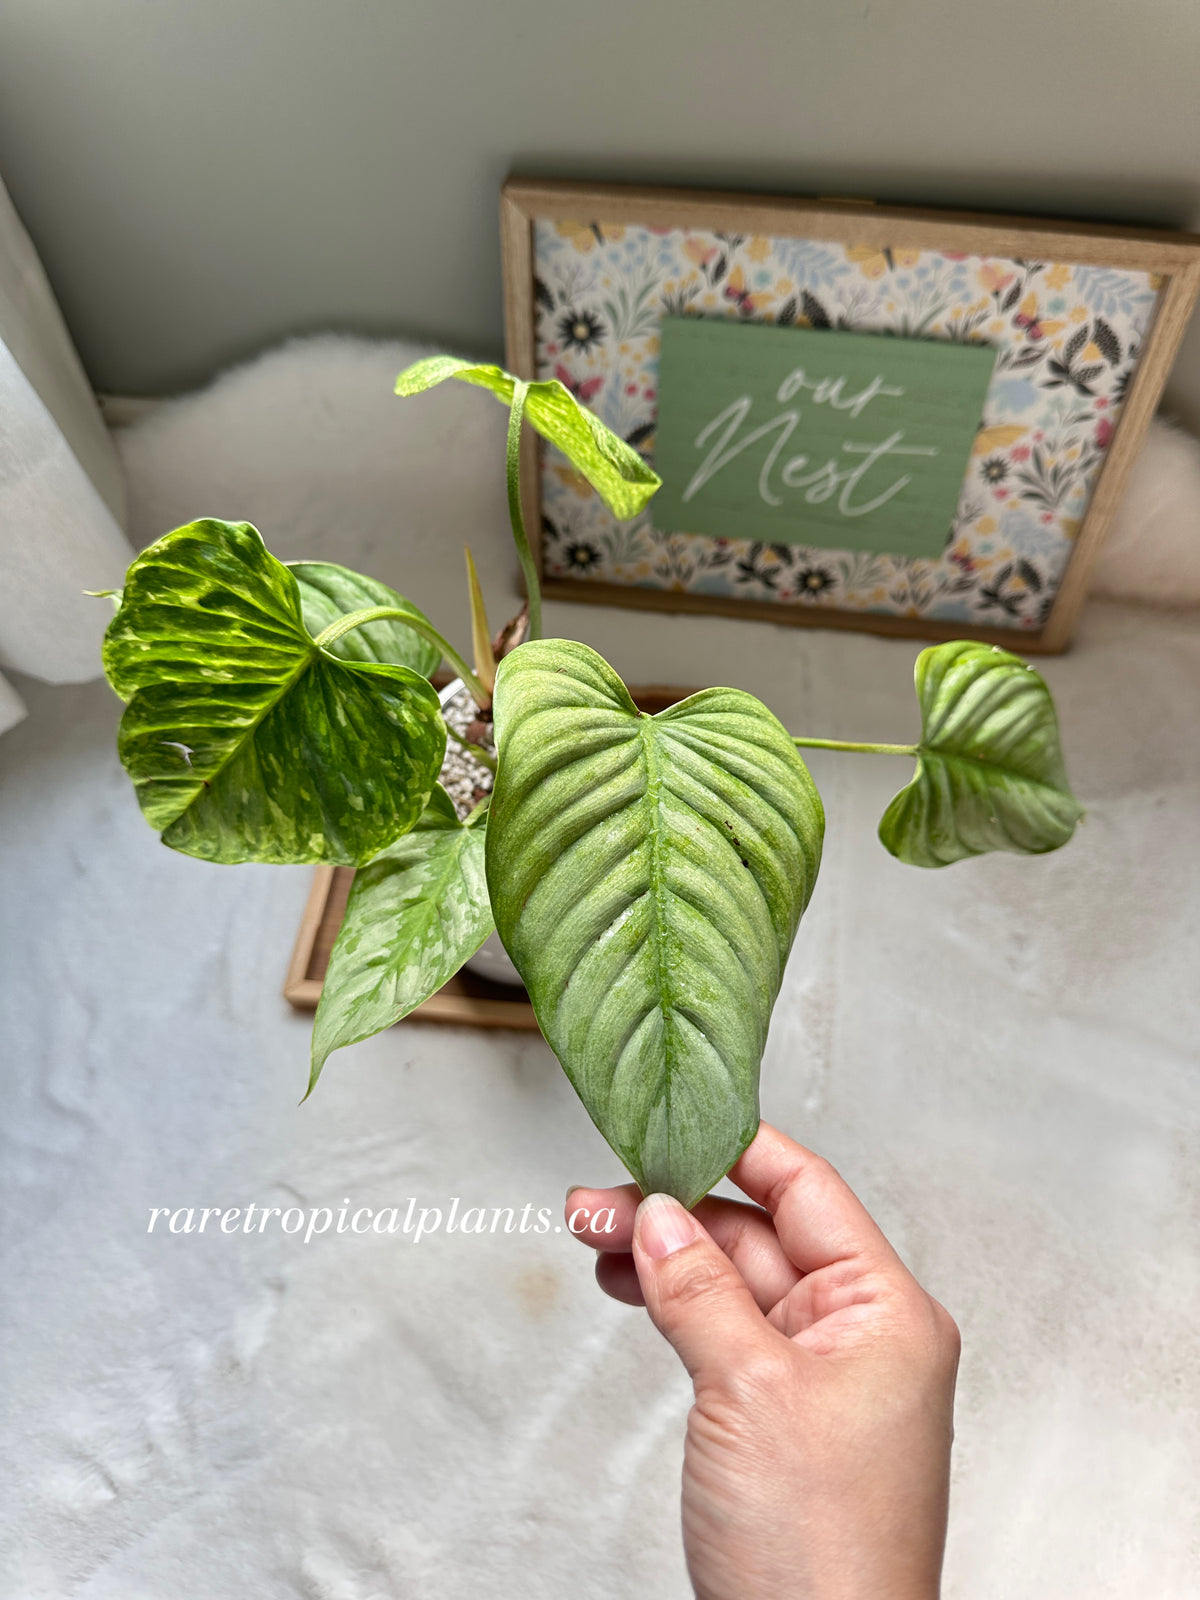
[384,828,479,998]
[156,636,317,827]
[921,742,1071,798]
[638,717,676,1157]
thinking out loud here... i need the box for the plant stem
[314,606,490,707]
[444,725,497,772]
[506,380,543,640]
[792,737,919,756]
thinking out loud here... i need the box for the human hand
[565,1123,959,1600]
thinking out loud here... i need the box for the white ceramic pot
[463,930,525,987]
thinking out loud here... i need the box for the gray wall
[3,0,1200,424]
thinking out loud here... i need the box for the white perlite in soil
[437,681,495,820]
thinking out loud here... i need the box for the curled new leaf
[486,639,823,1208]
[103,519,445,865]
[879,640,1083,868]
[308,786,493,1092]
[394,356,661,520]
[463,547,497,696]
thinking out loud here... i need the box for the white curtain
[0,171,133,733]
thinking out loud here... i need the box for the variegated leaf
[485,639,823,1206]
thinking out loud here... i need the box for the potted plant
[99,357,1082,1208]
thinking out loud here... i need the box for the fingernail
[565,1184,583,1203]
[636,1193,700,1259]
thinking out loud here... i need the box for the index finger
[729,1122,900,1277]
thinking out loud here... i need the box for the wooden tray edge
[284,867,541,1029]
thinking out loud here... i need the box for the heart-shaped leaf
[289,561,441,677]
[394,357,661,519]
[879,641,1083,868]
[309,785,493,1092]
[103,519,445,864]
[486,639,823,1207]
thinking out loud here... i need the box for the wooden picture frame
[501,178,1200,652]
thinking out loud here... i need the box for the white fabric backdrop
[3,338,1196,1598]
[0,172,131,732]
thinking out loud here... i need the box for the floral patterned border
[533,219,1161,630]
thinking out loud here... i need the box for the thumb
[633,1193,774,1390]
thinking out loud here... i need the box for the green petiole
[444,725,497,772]
[314,606,490,708]
[792,737,919,756]
[506,380,543,641]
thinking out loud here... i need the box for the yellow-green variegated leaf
[486,639,823,1208]
[102,520,444,865]
[308,786,493,1093]
[879,641,1083,868]
[394,356,660,519]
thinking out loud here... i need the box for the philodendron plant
[100,356,1082,1208]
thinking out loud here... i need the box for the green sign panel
[653,317,996,558]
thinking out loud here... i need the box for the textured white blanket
[2,338,1198,1598]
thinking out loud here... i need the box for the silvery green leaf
[288,560,441,677]
[394,356,660,519]
[103,519,444,865]
[308,785,493,1091]
[879,640,1083,868]
[485,639,823,1207]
